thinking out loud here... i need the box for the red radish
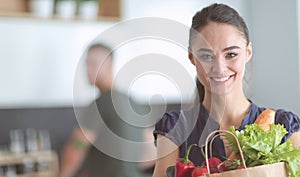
[237,165,245,169]
[202,157,222,173]
[191,166,208,177]
[217,163,227,172]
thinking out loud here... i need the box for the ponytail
[196,78,205,102]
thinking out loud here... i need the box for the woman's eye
[200,54,214,60]
[226,52,238,59]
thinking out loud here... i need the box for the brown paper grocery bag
[167,130,289,177]
[205,162,288,177]
[203,130,288,177]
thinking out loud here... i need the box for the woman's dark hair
[196,78,205,103]
[189,3,249,47]
[190,3,249,102]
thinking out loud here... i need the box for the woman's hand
[289,132,300,147]
[152,135,179,177]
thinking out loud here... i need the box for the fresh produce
[175,144,197,177]
[202,157,223,173]
[254,109,275,131]
[199,144,227,173]
[175,143,227,177]
[221,159,243,171]
[171,109,300,177]
[227,108,275,160]
[227,123,300,177]
[236,165,245,169]
[191,166,208,177]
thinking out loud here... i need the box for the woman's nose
[212,57,226,73]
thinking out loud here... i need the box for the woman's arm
[288,132,300,147]
[139,127,157,171]
[152,135,179,177]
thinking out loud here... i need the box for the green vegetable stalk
[227,123,300,177]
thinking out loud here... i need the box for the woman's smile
[209,74,235,84]
[190,22,252,96]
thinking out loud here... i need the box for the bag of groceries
[168,109,300,177]
[200,130,288,177]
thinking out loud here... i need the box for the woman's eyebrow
[198,46,240,53]
[198,48,213,53]
[223,46,240,52]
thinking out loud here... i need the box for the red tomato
[191,166,208,177]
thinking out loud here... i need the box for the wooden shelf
[0,151,58,177]
[0,11,121,22]
[17,171,55,177]
[0,0,121,22]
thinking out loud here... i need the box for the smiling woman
[190,22,252,96]
[152,3,300,177]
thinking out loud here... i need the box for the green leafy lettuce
[227,124,300,177]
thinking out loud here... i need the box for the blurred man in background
[59,43,154,177]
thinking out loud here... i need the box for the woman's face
[189,22,252,96]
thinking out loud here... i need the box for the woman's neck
[202,91,251,129]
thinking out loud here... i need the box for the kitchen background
[0,0,299,176]
[0,0,299,113]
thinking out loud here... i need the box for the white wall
[298,0,300,114]
[0,18,115,108]
[247,0,300,115]
[121,0,248,25]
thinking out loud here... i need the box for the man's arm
[58,127,96,177]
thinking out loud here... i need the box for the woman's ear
[246,42,252,63]
[188,50,195,65]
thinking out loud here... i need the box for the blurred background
[0,0,299,111]
[0,0,300,110]
[0,0,299,176]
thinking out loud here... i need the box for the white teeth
[212,76,230,82]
